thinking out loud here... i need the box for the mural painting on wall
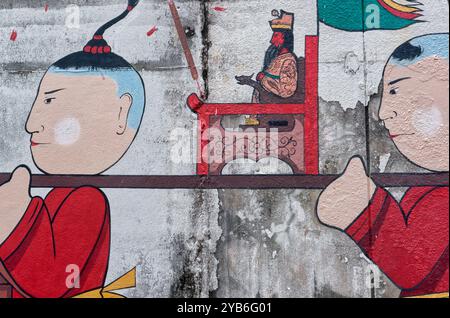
[0,0,448,299]
[190,9,318,176]
[318,34,449,298]
[236,10,302,104]
[0,0,142,298]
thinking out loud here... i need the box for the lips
[31,141,49,147]
[389,133,414,139]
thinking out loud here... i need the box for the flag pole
[168,0,204,98]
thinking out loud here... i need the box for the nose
[26,122,44,135]
[379,107,398,122]
[25,105,45,135]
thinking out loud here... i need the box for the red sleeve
[346,187,449,290]
[0,187,108,298]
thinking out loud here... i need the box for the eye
[44,97,55,104]
[389,88,398,95]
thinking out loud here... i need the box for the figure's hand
[235,74,257,87]
[256,72,265,82]
[0,166,32,244]
[317,157,376,230]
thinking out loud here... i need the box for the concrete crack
[200,0,211,100]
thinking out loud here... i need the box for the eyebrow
[44,88,66,95]
[388,77,411,86]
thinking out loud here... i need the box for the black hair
[391,41,423,62]
[263,29,295,70]
[281,29,294,52]
[52,0,140,70]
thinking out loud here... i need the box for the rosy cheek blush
[54,117,81,145]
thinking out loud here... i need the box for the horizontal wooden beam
[0,173,448,189]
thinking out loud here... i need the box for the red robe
[0,187,110,298]
[346,186,449,297]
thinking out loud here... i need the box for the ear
[117,93,133,135]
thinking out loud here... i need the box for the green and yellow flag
[318,0,422,31]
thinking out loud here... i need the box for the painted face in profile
[271,32,285,48]
[26,70,144,175]
[379,34,449,172]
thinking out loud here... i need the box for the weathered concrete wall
[0,0,448,298]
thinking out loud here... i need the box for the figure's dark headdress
[53,0,140,70]
[270,10,294,31]
[266,9,295,54]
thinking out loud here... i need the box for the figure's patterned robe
[253,52,300,103]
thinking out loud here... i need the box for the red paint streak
[10,30,17,41]
[44,4,49,12]
[213,6,226,12]
[146,26,158,37]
